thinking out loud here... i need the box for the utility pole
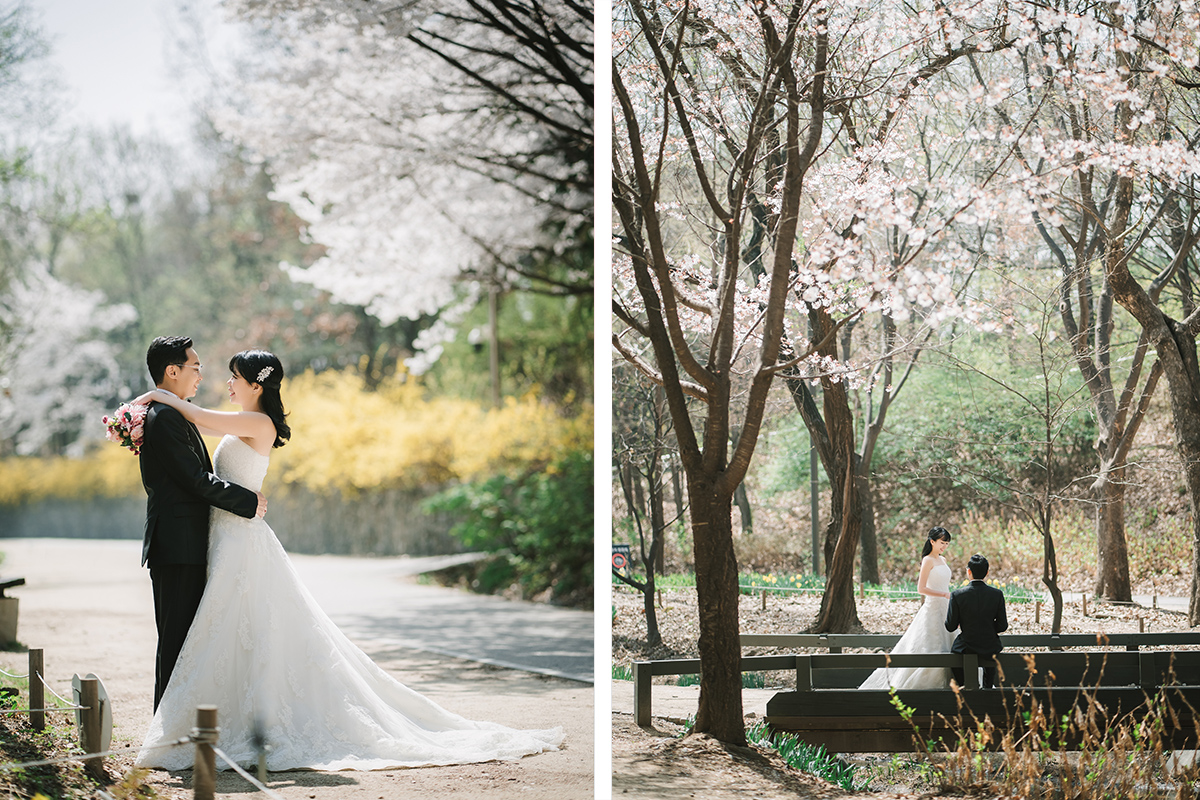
[488,269,501,408]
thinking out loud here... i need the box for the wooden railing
[628,632,1200,726]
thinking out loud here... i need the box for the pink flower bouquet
[102,402,147,455]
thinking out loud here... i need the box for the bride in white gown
[133,350,563,771]
[859,527,959,690]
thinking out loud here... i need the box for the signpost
[612,543,631,573]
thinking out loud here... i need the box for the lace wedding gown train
[859,561,959,691]
[137,435,564,771]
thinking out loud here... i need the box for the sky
[32,0,236,145]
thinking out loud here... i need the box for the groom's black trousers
[950,659,998,689]
[150,564,207,712]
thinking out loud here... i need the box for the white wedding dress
[859,561,959,690]
[137,435,564,771]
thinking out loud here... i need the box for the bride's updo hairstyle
[229,349,291,448]
[921,526,952,559]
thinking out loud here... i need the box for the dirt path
[0,538,593,799]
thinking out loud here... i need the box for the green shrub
[425,449,593,606]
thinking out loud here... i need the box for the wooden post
[1035,601,1040,625]
[761,590,767,611]
[859,581,865,600]
[963,654,980,690]
[1153,594,1158,609]
[80,678,103,781]
[633,662,652,727]
[1139,616,1145,633]
[1138,651,1156,689]
[27,648,43,732]
[794,654,812,692]
[193,705,219,800]
[1082,594,1088,616]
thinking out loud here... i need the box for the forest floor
[611,584,1196,797]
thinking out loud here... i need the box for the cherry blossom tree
[939,0,1200,617]
[613,0,1016,742]
[0,264,135,456]
[614,0,830,743]
[218,0,592,342]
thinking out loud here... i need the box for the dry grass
[892,666,1200,798]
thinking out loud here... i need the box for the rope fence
[213,745,287,800]
[0,649,280,799]
[37,671,76,707]
[0,737,190,770]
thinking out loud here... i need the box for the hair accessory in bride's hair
[257,366,274,384]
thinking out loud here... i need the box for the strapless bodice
[927,562,952,593]
[213,435,269,492]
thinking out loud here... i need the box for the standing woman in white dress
[859,527,959,690]
[132,350,563,771]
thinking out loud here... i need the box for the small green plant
[745,720,871,791]
[612,664,632,681]
[676,673,701,687]
[741,672,767,689]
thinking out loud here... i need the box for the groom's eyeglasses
[174,362,203,374]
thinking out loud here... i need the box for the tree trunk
[1143,319,1200,625]
[689,480,745,745]
[1039,505,1064,635]
[645,436,666,647]
[642,567,661,647]
[733,482,752,534]
[812,452,862,632]
[1155,320,1200,626]
[856,468,879,585]
[1093,468,1132,601]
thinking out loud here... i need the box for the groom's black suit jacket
[945,580,1008,656]
[138,401,257,567]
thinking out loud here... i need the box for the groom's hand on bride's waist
[255,492,267,518]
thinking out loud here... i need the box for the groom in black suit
[139,336,266,711]
[945,553,1008,689]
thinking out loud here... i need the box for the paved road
[0,539,594,683]
[288,551,594,683]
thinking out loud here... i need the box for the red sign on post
[612,544,631,572]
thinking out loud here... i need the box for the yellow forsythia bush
[0,368,592,505]
[0,444,141,505]
[272,368,591,494]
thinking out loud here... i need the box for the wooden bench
[766,650,1200,751]
[0,577,26,597]
[767,683,1200,751]
[743,632,1200,688]
[629,632,1200,742]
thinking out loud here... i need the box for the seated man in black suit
[945,553,1008,689]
